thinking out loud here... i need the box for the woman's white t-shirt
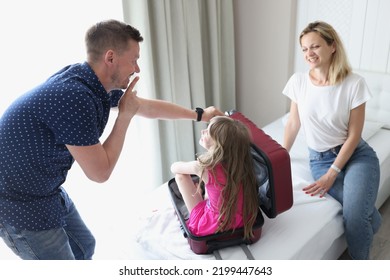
[283,72,371,152]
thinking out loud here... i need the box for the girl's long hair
[197,116,258,239]
[299,21,352,85]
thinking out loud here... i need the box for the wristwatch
[195,107,204,122]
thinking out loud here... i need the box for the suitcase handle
[206,237,251,253]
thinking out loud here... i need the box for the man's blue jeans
[309,139,382,260]
[0,191,95,260]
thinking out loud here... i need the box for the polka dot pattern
[0,62,123,230]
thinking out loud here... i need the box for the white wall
[294,0,390,74]
[233,0,297,127]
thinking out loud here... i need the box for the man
[0,19,223,259]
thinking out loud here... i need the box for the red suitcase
[168,110,293,255]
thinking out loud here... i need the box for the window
[1,0,123,113]
[0,1,156,259]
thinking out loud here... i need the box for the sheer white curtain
[122,0,236,183]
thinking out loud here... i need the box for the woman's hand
[303,169,338,197]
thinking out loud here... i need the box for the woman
[170,116,258,239]
[283,21,381,259]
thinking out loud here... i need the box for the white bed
[134,70,390,260]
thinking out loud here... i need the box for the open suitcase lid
[226,110,293,218]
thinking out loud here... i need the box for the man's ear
[105,50,115,64]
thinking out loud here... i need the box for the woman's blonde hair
[299,21,352,85]
[197,116,258,239]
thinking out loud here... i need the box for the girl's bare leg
[175,174,203,212]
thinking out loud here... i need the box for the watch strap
[195,107,204,122]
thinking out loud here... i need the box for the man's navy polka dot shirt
[0,62,123,231]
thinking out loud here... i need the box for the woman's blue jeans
[0,191,95,260]
[309,139,382,260]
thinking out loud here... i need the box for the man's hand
[118,76,140,119]
[202,106,224,122]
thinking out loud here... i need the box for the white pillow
[355,70,390,129]
[365,90,390,130]
[362,120,385,140]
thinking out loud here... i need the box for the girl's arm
[170,160,202,178]
[170,160,209,184]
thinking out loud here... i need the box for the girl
[170,116,259,239]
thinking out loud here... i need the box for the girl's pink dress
[187,164,244,236]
